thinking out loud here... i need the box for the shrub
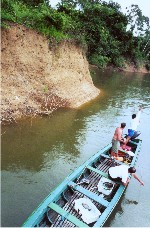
[1,0,149,66]
[145,63,150,71]
[113,56,125,68]
[90,54,110,68]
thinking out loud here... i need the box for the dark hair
[121,123,126,128]
[128,167,136,173]
[132,114,136,119]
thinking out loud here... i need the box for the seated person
[108,165,144,187]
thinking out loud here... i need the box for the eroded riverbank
[1,24,99,124]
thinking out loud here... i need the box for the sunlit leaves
[125,4,149,36]
[1,0,149,68]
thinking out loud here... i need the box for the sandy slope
[1,24,100,123]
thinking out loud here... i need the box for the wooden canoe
[22,139,142,227]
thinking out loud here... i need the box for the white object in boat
[97,177,114,195]
[127,151,135,157]
[74,197,101,224]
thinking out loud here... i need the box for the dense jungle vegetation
[1,0,150,70]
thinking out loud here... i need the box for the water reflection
[1,109,81,172]
[1,69,150,227]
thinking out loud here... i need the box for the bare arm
[122,173,144,186]
[132,173,144,185]
[136,107,142,123]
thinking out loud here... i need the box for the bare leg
[111,151,118,157]
[115,156,124,162]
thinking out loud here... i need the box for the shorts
[111,139,120,154]
[128,129,135,137]
[108,171,122,182]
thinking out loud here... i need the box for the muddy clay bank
[1,24,100,124]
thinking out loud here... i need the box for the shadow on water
[125,199,138,205]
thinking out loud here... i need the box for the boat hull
[23,139,142,227]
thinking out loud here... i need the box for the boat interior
[35,139,140,227]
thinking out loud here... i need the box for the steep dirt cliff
[1,24,100,123]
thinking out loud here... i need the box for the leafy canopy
[1,0,149,68]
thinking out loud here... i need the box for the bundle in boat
[74,197,101,224]
[97,177,114,195]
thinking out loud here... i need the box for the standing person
[111,123,126,157]
[108,165,144,187]
[124,106,142,147]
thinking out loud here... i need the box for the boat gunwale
[22,143,112,227]
[22,140,142,227]
[94,139,142,227]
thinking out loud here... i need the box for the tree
[126,4,149,36]
[21,0,49,7]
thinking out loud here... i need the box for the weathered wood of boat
[22,138,142,227]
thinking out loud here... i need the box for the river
[1,69,150,227]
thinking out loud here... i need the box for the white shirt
[109,165,128,183]
[130,110,141,131]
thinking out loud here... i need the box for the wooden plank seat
[87,165,109,178]
[50,159,116,227]
[50,172,102,226]
[51,159,111,227]
[51,192,84,227]
[68,181,109,207]
[100,154,124,165]
[48,202,88,227]
[87,165,121,185]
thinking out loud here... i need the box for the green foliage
[145,63,150,71]
[1,0,73,41]
[1,21,11,29]
[1,0,149,69]
[21,0,46,7]
[90,54,110,68]
[126,4,149,35]
[112,56,125,68]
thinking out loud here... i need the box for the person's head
[132,114,136,119]
[121,123,126,128]
[128,167,136,173]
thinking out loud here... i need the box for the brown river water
[1,69,150,227]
